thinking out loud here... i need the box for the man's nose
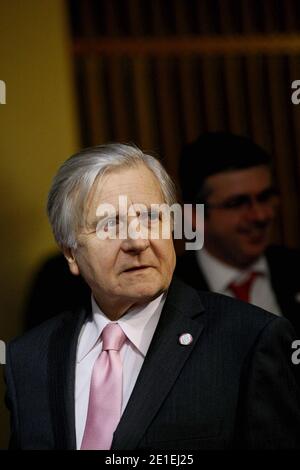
[246,200,272,221]
[121,236,150,253]
[121,218,150,252]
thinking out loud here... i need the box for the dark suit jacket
[5,277,300,449]
[175,246,300,336]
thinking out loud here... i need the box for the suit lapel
[48,305,89,449]
[112,277,205,450]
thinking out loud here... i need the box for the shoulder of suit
[173,275,276,326]
[7,309,81,357]
[172,279,292,352]
[197,289,279,330]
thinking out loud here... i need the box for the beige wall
[0,0,79,448]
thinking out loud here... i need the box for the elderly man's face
[65,164,176,319]
[203,165,278,268]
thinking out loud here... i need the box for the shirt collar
[197,248,269,293]
[77,292,166,362]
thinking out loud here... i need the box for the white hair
[47,143,177,249]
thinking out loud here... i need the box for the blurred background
[1,0,300,448]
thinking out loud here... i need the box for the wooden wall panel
[68,0,300,248]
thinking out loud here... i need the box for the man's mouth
[123,266,151,273]
[239,224,269,235]
[239,227,269,242]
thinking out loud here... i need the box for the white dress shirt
[75,292,166,449]
[197,248,282,316]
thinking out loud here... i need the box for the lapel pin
[179,333,193,346]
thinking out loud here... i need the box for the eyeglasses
[205,187,279,212]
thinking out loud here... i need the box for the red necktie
[81,323,126,450]
[228,272,258,302]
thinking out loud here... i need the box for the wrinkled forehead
[85,164,165,217]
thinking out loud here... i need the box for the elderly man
[5,143,300,449]
[176,132,300,335]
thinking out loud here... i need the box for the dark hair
[179,132,271,203]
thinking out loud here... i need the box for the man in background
[176,132,300,335]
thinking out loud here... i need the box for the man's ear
[63,247,80,276]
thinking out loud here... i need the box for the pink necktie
[81,323,126,450]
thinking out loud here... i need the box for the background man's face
[203,165,277,268]
[66,164,176,317]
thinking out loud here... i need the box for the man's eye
[149,211,160,221]
[108,218,117,226]
[224,197,248,209]
[103,217,119,231]
[140,211,160,224]
[257,189,277,203]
